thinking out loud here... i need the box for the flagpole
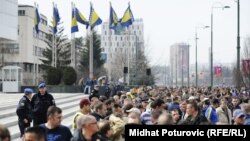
[71,2,76,69]
[54,4,57,68]
[108,2,112,82]
[89,3,94,79]
[35,4,39,84]
[52,2,55,67]
[89,27,93,79]
[33,3,37,85]
[127,27,130,86]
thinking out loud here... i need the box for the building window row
[34,46,45,57]
[4,43,19,54]
[102,36,141,42]
[33,29,50,41]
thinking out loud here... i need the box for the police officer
[16,88,33,137]
[31,82,55,126]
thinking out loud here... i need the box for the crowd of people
[1,82,250,141]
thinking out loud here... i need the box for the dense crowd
[1,83,250,141]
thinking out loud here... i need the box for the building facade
[2,5,51,85]
[0,0,18,41]
[0,0,18,86]
[101,19,144,84]
[170,43,190,87]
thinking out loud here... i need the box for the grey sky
[18,0,250,66]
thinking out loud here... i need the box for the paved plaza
[0,92,87,141]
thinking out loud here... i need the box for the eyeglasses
[89,122,97,125]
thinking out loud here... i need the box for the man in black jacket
[31,82,55,126]
[16,88,33,137]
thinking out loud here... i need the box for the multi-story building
[101,19,144,84]
[0,0,17,41]
[0,0,18,85]
[170,43,190,87]
[3,5,51,85]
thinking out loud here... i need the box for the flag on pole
[71,7,78,33]
[242,59,250,74]
[52,4,60,34]
[120,3,134,27]
[75,7,89,27]
[109,3,119,30]
[89,3,102,30]
[34,5,41,34]
[214,66,222,77]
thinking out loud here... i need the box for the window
[29,64,32,72]
[18,10,25,16]
[105,31,107,35]
[117,42,119,47]
[24,64,28,72]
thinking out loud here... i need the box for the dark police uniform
[16,88,33,137]
[31,91,55,126]
[31,82,55,126]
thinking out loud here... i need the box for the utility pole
[236,0,241,89]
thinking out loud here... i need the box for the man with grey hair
[72,115,105,141]
[241,103,250,125]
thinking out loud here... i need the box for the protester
[0,124,10,141]
[72,99,91,131]
[23,126,46,141]
[40,106,72,141]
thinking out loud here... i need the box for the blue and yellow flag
[89,3,102,30]
[52,4,60,34]
[120,3,134,27]
[34,6,40,34]
[75,7,89,27]
[71,8,78,33]
[109,3,119,30]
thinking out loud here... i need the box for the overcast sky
[18,0,250,67]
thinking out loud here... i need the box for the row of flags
[34,2,134,35]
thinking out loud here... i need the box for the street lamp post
[211,3,230,88]
[236,0,240,88]
[195,25,209,88]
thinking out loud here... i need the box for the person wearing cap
[233,109,245,125]
[31,82,55,126]
[16,88,33,137]
[72,98,91,131]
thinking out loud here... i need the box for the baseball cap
[202,98,210,102]
[233,109,245,118]
[80,99,91,107]
[38,82,46,89]
[24,88,33,94]
[126,107,141,114]
[188,96,198,101]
